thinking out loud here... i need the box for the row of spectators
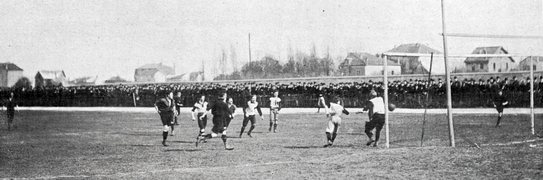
[2,75,542,109]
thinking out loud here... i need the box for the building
[518,56,543,71]
[35,70,67,87]
[386,43,442,74]
[134,63,175,82]
[167,71,204,82]
[339,53,401,76]
[0,63,24,88]
[464,46,515,73]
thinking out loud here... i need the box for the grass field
[1,110,542,179]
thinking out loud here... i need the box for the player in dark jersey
[154,91,178,146]
[196,91,234,150]
[173,91,183,126]
[3,92,18,131]
[239,94,263,138]
[493,91,508,127]
[225,97,237,131]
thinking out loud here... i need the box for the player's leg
[273,110,279,133]
[217,118,233,150]
[365,121,376,146]
[7,114,13,131]
[324,120,334,147]
[373,117,385,147]
[269,110,273,132]
[247,115,256,137]
[170,117,175,136]
[331,120,340,144]
[197,115,206,137]
[240,116,249,138]
[162,125,170,146]
[496,108,503,127]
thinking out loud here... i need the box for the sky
[0,0,541,82]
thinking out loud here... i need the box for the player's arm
[154,101,161,114]
[277,99,282,111]
[367,102,374,120]
[342,108,350,115]
[231,105,237,118]
[243,102,248,117]
[256,104,264,120]
[191,105,198,121]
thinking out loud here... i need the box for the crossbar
[440,33,543,39]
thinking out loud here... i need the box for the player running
[364,90,386,147]
[493,91,508,127]
[173,91,183,126]
[154,91,178,146]
[2,92,19,131]
[225,97,237,131]
[269,91,281,133]
[196,91,234,150]
[323,96,349,147]
[239,94,263,138]
[192,95,208,140]
[317,94,327,113]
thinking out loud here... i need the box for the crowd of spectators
[2,75,542,109]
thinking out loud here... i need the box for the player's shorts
[496,107,504,113]
[160,112,174,126]
[242,115,256,127]
[211,116,226,134]
[270,108,279,115]
[366,114,385,132]
[326,116,341,133]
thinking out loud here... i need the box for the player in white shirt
[323,96,349,147]
[239,94,263,138]
[364,90,386,147]
[192,95,208,139]
[269,91,281,133]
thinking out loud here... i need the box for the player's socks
[269,122,273,132]
[248,125,255,137]
[239,127,245,137]
[222,135,234,150]
[170,126,175,136]
[496,116,502,127]
[162,132,168,146]
[326,132,332,142]
[273,123,278,133]
[331,133,337,143]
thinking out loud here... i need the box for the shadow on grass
[164,149,202,152]
[284,144,359,149]
[171,140,195,144]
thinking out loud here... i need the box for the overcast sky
[0,0,541,81]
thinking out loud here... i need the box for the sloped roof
[464,46,515,63]
[386,43,442,54]
[37,70,65,79]
[519,56,543,64]
[135,63,175,76]
[0,63,23,71]
[345,53,399,66]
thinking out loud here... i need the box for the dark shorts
[242,115,256,127]
[496,107,504,113]
[211,116,226,134]
[366,114,385,132]
[160,112,174,126]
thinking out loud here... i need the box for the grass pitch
[1,110,542,179]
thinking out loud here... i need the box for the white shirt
[269,97,281,108]
[192,101,208,113]
[329,102,344,117]
[370,97,385,114]
[245,101,259,115]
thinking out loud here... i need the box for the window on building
[472,66,475,71]
[480,63,484,69]
[493,63,496,71]
[506,63,508,70]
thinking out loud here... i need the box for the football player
[154,91,178,146]
[269,91,281,133]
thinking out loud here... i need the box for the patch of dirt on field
[0,111,542,179]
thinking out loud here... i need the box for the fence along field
[0,110,542,179]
